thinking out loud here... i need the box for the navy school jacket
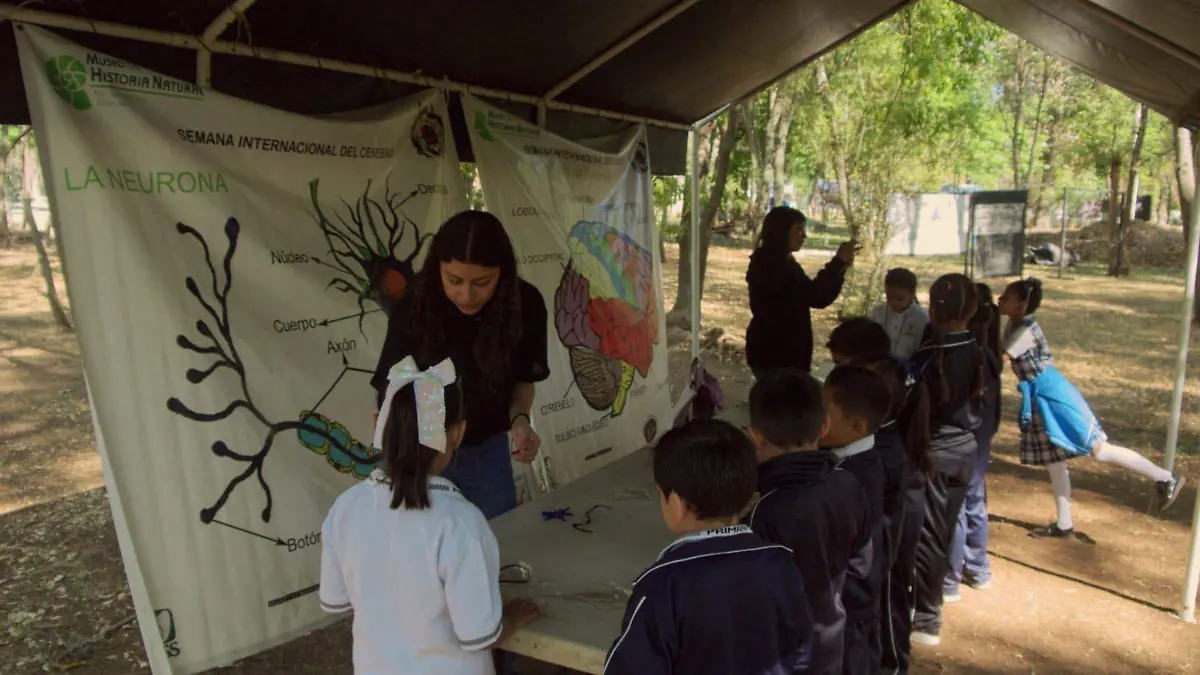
[912,330,986,472]
[604,525,813,675]
[875,358,924,565]
[744,451,869,675]
[831,437,886,622]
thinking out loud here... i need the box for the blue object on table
[542,507,573,522]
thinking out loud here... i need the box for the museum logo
[45,52,204,111]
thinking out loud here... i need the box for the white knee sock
[1046,461,1073,531]
[1092,442,1172,483]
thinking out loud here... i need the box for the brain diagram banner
[17,25,465,674]
[463,95,671,489]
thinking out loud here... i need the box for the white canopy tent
[3,0,1200,620]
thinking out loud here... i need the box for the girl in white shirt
[870,268,929,361]
[320,356,539,675]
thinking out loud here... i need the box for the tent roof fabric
[2,0,1200,171]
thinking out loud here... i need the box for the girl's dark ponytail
[380,378,464,510]
[909,376,934,474]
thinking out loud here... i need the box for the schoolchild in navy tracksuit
[944,284,1002,598]
[605,419,812,675]
[909,274,996,647]
[821,365,894,675]
[744,369,869,675]
[826,319,932,674]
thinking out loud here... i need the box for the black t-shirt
[371,277,550,446]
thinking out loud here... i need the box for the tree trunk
[743,100,764,217]
[19,142,71,331]
[1111,103,1147,277]
[668,109,741,325]
[1024,58,1050,185]
[1107,155,1122,227]
[0,125,33,248]
[1177,128,1195,235]
[1031,112,1061,226]
[770,89,799,207]
[0,125,9,248]
[1158,176,1168,226]
[1174,127,1200,322]
[1010,42,1027,188]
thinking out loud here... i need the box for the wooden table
[492,363,831,672]
[492,448,669,674]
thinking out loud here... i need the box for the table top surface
[493,447,669,674]
[491,365,830,673]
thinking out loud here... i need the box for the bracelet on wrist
[510,412,531,428]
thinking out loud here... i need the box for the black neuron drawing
[166,218,377,524]
[308,177,431,327]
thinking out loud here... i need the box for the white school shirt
[832,434,876,461]
[320,472,503,675]
[870,301,929,361]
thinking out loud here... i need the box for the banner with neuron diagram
[17,24,466,674]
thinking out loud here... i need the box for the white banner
[463,95,671,490]
[16,25,466,674]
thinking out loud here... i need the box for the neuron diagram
[166,173,437,531]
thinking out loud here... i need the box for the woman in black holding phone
[745,206,858,380]
[372,210,549,520]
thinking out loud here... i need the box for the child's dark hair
[970,282,1001,363]
[827,317,891,362]
[1004,277,1044,316]
[827,318,931,469]
[753,206,806,257]
[884,267,919,295]
[652,419,757,520]
[928,273,987,403]
[381,377,464,511]
[749,368,825,448]
[824,365,893,433]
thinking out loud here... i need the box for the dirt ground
[3,237,1200,674]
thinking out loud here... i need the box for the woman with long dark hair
[745,206,857,379]
[372,210,549,520]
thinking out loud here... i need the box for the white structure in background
[885,192,970,256]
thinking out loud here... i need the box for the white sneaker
[911,630,941,646]
[943,592,962,603]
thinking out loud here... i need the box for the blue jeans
[945,427,993,593]
[440,431,517,520]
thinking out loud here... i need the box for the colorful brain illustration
[554,221,658,416]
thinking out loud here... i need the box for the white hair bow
[374,356,458,453]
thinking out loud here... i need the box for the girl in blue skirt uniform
[998,278,1185,539]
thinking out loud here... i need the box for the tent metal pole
[196,0,259,89]
[2,5,202,49]
[542,0,703,102]
[1176,140,1200,623]
[1165,145,1200,474]
[0,4,691,131]
[689,125,701,358]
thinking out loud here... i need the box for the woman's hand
[835,239,860,265]
[510,416,541,464]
